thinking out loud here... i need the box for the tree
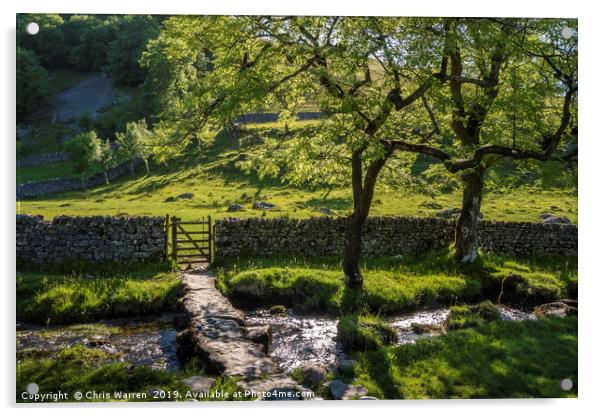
[143,16,577,288]
[105,15,160,86]
[16,47,48,120]
[98,138,116,185]
[63,131,102,190]
[69,16,118,71]
[413,18,578,262]
[115,120,153,175]
[17,14,70,68]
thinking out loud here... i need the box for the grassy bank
[339,317,577,399]
[213,251,577,314]
[17,262,181,324]
[17,345,244,402]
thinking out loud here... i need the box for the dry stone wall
[16,215,166,263]
[215,217,577,259]
[17,159,140,199]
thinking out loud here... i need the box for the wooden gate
[170,216,212,265]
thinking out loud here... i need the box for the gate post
[207,215,212,263]
[171,216,178,262]
[164,213,170,262]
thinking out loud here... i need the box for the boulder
[237,373,315,400]
[318,207,335,215]
[419,201,443,210]
[244,325,272,354]
[324,379,368,400]
[435,208,461,220]
[182,376,215,393]
[298,363,328,388]
[269,305,288,315]
[410,322,444,334]
[253,201,275,210]
[534,301,577,318]
[541,214,571,224]
[227,203,245,212]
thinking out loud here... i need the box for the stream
[16,314,181,371]
[17,306,536,374]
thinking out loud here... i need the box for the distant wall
[17,152,69,168]
[215,217,577,258]
[17,159,140,199]
[16,215,166,263]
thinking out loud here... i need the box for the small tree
[98,138,116,185]
[115,119,152,175]
[63,131,102,190]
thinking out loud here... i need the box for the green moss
[337,315,399,352]
[344,317,577,399]
[446,301,501,331]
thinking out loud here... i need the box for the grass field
[339,316,577,399]
[16,153,577,224]
[213,250,577,314]
[17,116,577,224]
[17,160,78,184]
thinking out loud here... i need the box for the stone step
[180,270,315,398]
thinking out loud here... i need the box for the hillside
[17,121,578,223]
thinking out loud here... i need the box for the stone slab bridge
[179,269,317,400]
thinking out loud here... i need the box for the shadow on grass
[352,317,577,399]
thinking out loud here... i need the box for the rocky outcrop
[180,271,315,399]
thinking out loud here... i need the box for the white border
[3,1,601,415]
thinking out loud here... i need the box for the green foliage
[63,131,102,184]
[16,262,180,323]
[115,120,153,174]
[106,15,160,86]
[16,47,48,120]
[345,317,577,399]
[76,110,94,131]
[98,138,115,169]
[337,315,399,351]
[17,14,70,68]
[68,15,119,71]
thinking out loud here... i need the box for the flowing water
[16,314,181,371]
[17,306,537,375]
[247,305,537,373]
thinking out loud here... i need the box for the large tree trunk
[342,146,392,288]
[454,168,484,263]
[80,173,87,191]
[103,170,110,185]
[343,213,365,289]
[129,160,135,176]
